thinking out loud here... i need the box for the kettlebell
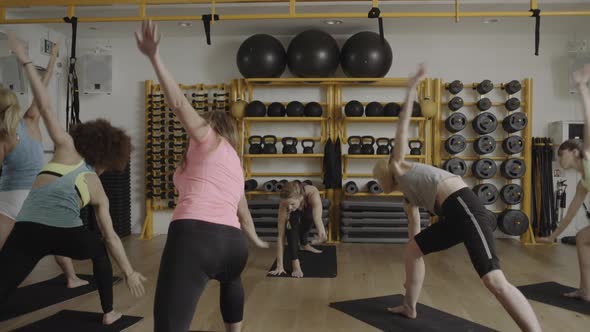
[361,136,376,155]
[262,135,278,154]
[302,139,315,154]
[248,135,263,154]
[376,137,390,155]
[409,140,423,155]
[281,137,298,154]
[348,136,362,155]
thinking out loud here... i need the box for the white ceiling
[4,1,590,38]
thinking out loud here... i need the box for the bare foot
[563,289,590,302]
[102,311,123,325]
[291,269,304,278]
[387,305,417,319]
[301,244,322,253]
[67,276,89,289]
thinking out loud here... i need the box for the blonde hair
[179,110,239,170]
[0,88,21,138]
[372,159,397,193]
[280,181,305,200]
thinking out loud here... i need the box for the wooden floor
[1,236,588,332]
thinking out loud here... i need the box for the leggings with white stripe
[414,187,500,277]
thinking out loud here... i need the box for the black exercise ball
[286,101,305,117]
[383,102,401,116]
[304,102,323,117]
[345,100,364,116]
[287,30,340,78]
[340,31,393,78]
[267,102,286,117]
[237,34,287,78]
[245,100,266,117]
[365,102,384,117]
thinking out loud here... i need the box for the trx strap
[63,16,81,130]
[530,8,541,56]
[368,7,385,44]
[202,14,219,45]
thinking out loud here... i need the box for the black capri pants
[153,219,249,332]
[414,187,501,277]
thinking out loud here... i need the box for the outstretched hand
[7,31,30,64]
[574,64,590,85]
[408,63,428,88]
[135,20,161,59]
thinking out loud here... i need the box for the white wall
[63,16,590,237]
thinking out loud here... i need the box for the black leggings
[0,222,113,313]
[285,209,313,261]
[153,219,249,332]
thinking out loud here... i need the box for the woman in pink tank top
[136,20,268,332]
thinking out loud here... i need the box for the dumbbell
[344,181,358,194]
[275,179,289,191]
[367,181,383,194]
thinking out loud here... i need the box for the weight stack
[81,161,132,238]
[340,199,430,243]
[249,198,331,242]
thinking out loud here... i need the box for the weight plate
[474,135,497,155]
[448,96,464,111]
[502,112,528,133]
[445,135,467,154]
[476,80,494,95]
[504,80,522,95]
[502,136,524,154]
[445,112,467,133]
[442,158,467,176]
[498,209,529,236]
[500,184,523,205]
[501,158,526,179]
[473,112,498,135]
[447,80,464,95]
[476,97,492,112]
[473,183,499,205]
[505,97,521,111]
[472,158,497,179]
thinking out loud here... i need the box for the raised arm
[87,173,146,297]
[574,64,590,156]
[538,181,588,243]
[7,32,71,147]
[135,20,208,142]
[24,41,59,121]
[237,195,269,248]
[390,64,428,165]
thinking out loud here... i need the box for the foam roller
[345,181,358,194]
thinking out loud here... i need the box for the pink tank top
[172,127,244,229]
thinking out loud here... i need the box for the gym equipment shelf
[433,78,534,244]
[243,154,324,158]
[343,116,426,122]
[243,117,326,122]
[345,154,425,159]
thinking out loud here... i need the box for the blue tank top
[0,120,44,191]
[16,161,95,228]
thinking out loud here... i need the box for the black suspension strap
[63,16,81,130]
[202,14,219,45]
[530,8,541,56]
[368,7,385,44]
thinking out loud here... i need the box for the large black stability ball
[287,30,340,78]
[341,31,393,78]
[237,34,287,78]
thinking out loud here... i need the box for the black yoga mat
[13,310,142,332]
[329,294,497,332]
[0,274,121,322]
[267,245,337,278]
[517,282,590,315]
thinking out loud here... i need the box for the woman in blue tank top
[0,31,146,325]
[0,41,87,289]
[372,64,542,331]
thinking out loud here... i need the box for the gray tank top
[394,163,458,214]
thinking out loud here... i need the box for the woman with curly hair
[0,31,146,325]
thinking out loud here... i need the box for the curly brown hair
[69,119,132,172]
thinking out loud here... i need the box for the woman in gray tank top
[373,64,542,331]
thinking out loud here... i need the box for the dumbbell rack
[432,78,534,244]
[141,80,231,240]
[334,78,433,242]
